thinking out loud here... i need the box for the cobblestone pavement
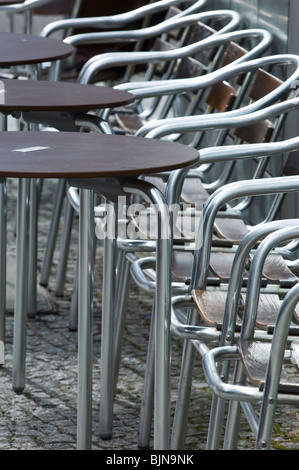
[0,177,297,451]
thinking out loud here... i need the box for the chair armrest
[65,9,240,47]
[40,0,208,37]
[136,97,299,140]
[0,0,57,13]
[240,226,299,340]
[219,219,299,344]
[118,53,299,105]
[76,10,240,83]
[202,345,263,401]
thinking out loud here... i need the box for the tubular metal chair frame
[121,54,299,133]
[0,0,83,34]
[44,8,241,83]
[202,225,299,450]
[40,0,208,38]
[169,163,299,448]
[42,0,209,80]
[81,64,299,449]
[74,9,241,84]
[170,217,299,448]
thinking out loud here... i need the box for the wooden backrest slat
[174,56,207,78]
[205,80,237,112]
[283,149,299,176]
[249,68,283,101]
[163,6,184,40]
[221,41,247,67]
[152,37,176,74]
[187,21,217,62]
[233,120,274,143]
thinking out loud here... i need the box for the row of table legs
[7,177,173,450]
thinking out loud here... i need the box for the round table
[0,78,134,112]
[0,31,73,66]
[1,130,199,450]
[0,79,134,345]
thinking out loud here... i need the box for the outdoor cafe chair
[202,223,299,449]
[168,140,299,448]
[124,94,299,448]
[87,26,270,136]
[129,114,298,448]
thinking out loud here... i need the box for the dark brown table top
[0,31,73,65]
[0,131,199,178]
[0,78,135,111]
[0,0,23,4]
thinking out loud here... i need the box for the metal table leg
[13,178,30,393]
[99,199,117,440]
[77,188,94,450]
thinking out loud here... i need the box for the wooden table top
[0,131,199,178]
[0,31,73,65]
[0,79,135,111]
[0,0,23,4]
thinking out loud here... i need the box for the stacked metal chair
[39,5,242,296]
[109,56,299,448]
[38,3,299,449]
[200,184,299,449]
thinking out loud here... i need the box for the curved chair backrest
[40,0,208,37]
[0,0,83,34]
[46,1,212,81]
[75,10,241,85]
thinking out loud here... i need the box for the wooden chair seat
[170,236,298,287]
[239,340,299,393]
[193,289,299,334]
[192,288,243,330]
[114,108,145,134]
[127,205,245,247]
[180,176,217,206]
[259,253,299,286]
[212,217,250,244]
[291,340,299,372]
[209,251,298,285]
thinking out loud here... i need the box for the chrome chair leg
[77,188,94,450]
[0,180,7,366]
[113,250,131,394]
[99,199,118,440]
[39,179,66,287]
[138,301,155,449]
[13,178,30,393]
[171,335,197,449]
[223,364,247,449]
[55,198,74,297]
[206,392,227,449]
